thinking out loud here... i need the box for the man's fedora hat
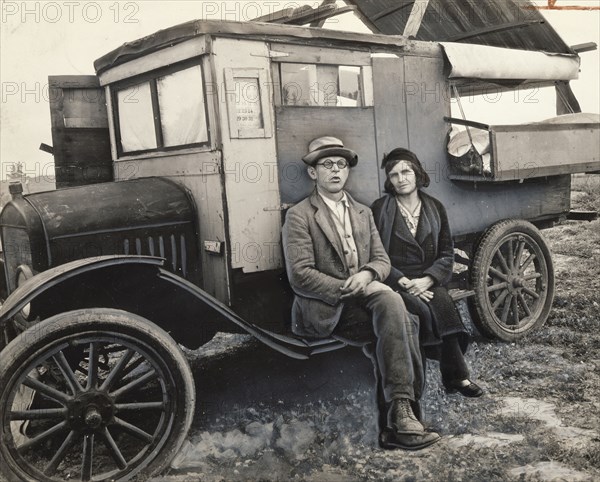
[302,136,358,167]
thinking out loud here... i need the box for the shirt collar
[396,197,421,218]
[318,191,349,212]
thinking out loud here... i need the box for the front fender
[0,255,163,321]
[0,255,227,348]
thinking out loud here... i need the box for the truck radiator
[122,233,188,278]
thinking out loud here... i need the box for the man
[282,136,440,450]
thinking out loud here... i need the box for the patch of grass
[491,414,542,435]
[583,443,600,470]
[547,308,600,333]
[544,219,600,258]
[573,191,600,212]
[543,434,600,473]
[571,174,600,212]
[423,445,513,482]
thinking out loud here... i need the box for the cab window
[280,63,368,107]
[113,60,209,156]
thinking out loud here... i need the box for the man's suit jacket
[282,189,391,337]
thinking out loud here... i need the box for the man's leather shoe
[444,379,484,398]
[389,398,425,435]
[379,428,441,451]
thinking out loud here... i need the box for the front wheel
[469,219,555,341]
[0,308,195,482]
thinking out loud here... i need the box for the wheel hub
[68,391,114,431]
[84,407,103,429]
[506,268,525,295]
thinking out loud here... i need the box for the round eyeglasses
[316,159,348,170]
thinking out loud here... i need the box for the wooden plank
[252,7,294,23]
[271,63,283,106]
[491,123,598,133]
[571,42,597,53]
[53,129,111,161]
[445,20,543,42]
[52,129,112,188]
[48,85,65,140]
[275,106,378,206]
[403,0,430,38]
[403,55,451,174]
[64,118,107,128]
[373,3,412,21]
[493,125,600,180]
[310,0,337,27]
[287,5,356,26]
[269,43,371,66]
[202,44,222,149]
[449,289,474,301]
[115,151,220,178]
[39,143,53,154]
[555,81,581,115]
[362,65,374,106]
[98,37,207,86]
[48,76,100,89]
[104,86,118,162]
[372,56,409,192]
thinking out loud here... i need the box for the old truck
[1,1,598,480]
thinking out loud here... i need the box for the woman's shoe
[443,379,483,398]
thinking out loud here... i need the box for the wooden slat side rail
[443,116,491,131]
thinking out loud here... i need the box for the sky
[1,0,599,183]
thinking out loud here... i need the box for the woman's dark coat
[371,191,468,351]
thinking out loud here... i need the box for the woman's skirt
[397,286,469,359]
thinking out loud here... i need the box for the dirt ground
[155,175,600,482]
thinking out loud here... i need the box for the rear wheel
[469,219,555,341]
[0,308,194,482]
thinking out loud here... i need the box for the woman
[371,148,483,397]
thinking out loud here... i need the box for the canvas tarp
[440,42,580,81]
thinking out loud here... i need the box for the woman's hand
[401,276,435,302]
[417,290,434,302]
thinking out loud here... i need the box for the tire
[0,257,6,302]
[0,257,11,350]
[0,308,195,482]
[469,219,555,341]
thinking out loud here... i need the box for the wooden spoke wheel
[469,219,555,341]
[0,309,194,482]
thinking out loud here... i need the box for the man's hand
[340,270,375,299]
[398,277,411,290]
[399,276,435,302]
